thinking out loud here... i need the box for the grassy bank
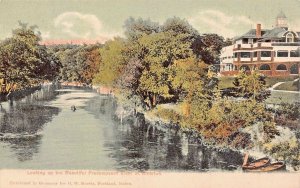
[265,76,298,87]
[274,79,299,91]
[218,76,298,89]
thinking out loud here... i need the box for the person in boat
[71,105,76,111]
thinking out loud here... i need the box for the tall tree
[93,38,126,86]
[124,17,160,40]
[0,22,41,92]
[193,33,225,65]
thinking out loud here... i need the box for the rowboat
[242,157,271,170]
[244,161,286,172]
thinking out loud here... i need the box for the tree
[124,17,160,40]
[93,38,126,86]
[117,57,143,92]
[56,46,83,82]
[36,45,61,81]
[161,17,199,38]
[193,33,225,65]
[136,31,196,108]
[233,69,271,101]
[81,46,101,84]
[0,22,42,92]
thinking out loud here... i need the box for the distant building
[220,11,300,77]
[39,39,104,46]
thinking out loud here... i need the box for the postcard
[0,0,299,187]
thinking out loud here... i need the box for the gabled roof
[234,29,269,41]
[261,27,287,39]
[233,27,298,42]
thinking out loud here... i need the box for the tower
[276,11,288,29]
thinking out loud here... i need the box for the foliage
[0,22,60,93]
[153,106,181,124]
[81,47,101,84]
[263,136,300,162]
[136,32,196,108]
[161,17,199,37]
[118,58,143,90]
[273,102,300,129]
[94,17,225,109]
[93,38,125,86]
[276,102,300,120]
[179,96,277,148]
[193,33,225,65]
[55,44,101,84]
[233,69,271,101]
[152,97,275,149]
[170,58,207,99]
[124,17,160,40]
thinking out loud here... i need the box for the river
[0,85,243,171]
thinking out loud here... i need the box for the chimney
[256,24,261,38]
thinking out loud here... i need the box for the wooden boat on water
[244,161,286,172]
[242,157,271,170]
[242,153,286,172]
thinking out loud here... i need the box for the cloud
[188,10,264,38]
[40,31,51,40]
[53,12,118,43]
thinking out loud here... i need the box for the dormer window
[248,39,253,44]
[286,33,294,42]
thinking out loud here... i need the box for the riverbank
[110,91,300,172]
[0,85,42,102]
[0,84,298,171]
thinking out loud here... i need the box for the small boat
[242,157,271,170]
[71,105,76,111]
[244,161,286,172]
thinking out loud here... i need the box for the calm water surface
[0,85,243,171]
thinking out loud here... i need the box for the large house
[220,12,300,77]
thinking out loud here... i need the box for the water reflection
[0,104,60,134]
[86,97,244,172]
[4,135,42,162]
[0,86,243,171]
[0,85,60,162]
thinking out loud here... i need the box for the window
[286,33,294,43]
[240,65,250,71]
[259,64,271,70]
[234,52,238,58]
[276,64,287,70]
[277,51,288,57]
[248,39,253,44]
[290,64,299,74]
[261,51,271,57]
[277,51,289,57]
[241,52,251,58]
[253,51,257,57]
[242,39,248,44]
[290,50,300,57]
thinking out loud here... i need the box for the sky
[0,0,299,43]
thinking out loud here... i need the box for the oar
[242,153,249,166]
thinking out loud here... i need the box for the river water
[0,85,243,171]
